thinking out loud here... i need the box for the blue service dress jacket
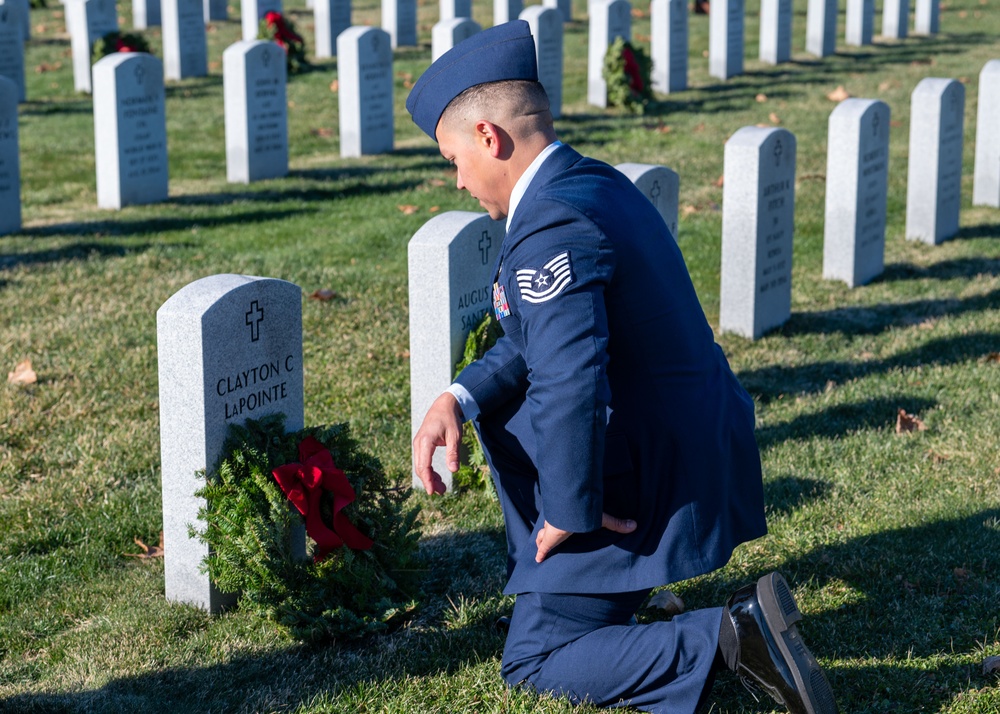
[455,144,767,596]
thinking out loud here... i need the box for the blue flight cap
[406,20,539,141]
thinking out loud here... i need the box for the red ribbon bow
[264,11,304,51]
[272,437,373,561]
[622,45,644,93]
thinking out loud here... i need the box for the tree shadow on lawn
[738,331,1000,403]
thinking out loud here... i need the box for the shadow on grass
[739,331,1000,402]
[879,257,1000,282]
[954,222,1000,241]
[763,475,833,518]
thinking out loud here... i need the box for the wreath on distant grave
[30,0,47,9]
[258,11,309,74]
[602,38,653,114]
[92,31,151,63]
[194,414,422,642]
[452,311,502,493]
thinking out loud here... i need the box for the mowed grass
[1,0,1000,710]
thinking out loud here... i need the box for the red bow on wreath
[272,436,373,561]
[622,45,644,94]
[264,11,304,51]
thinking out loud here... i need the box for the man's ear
[474,120,503,158]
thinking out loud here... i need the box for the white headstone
[759,0,791,64]
[520,5,563,118]
[806,0,836,56]
[846,0,874,45]
[493,0,521,25]
[906,77,964,244]
[914,0,938,34]
[823,99,890,287]
[158,274,305,613]
[93,52,168,209]
[338,26,393,157]
[587,0,631,108]
[973,60,1000,207]
[709,0,743,80]
[133,0,160,28]
[242,0,280,41]
[381,0,415,48]
[432,17,479,62]
[408,212,505,490]
[720,126,796,339]
[543,0,570,21]
[163,0,208,80]
[224,40,287,183]
[66,0,118,93]
[314,0,350,57]
[203,0,226,21]
[882,0,908,39]
[3,0,28,40]
[0,1,25,103]
[0,75,19,236]
[651,0,687,94]
[616,162,679,240]
[439,0,469,21]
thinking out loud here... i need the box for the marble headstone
[493,0,521,25]
[204,0,226,21]
[338,26,393,157]
[846,0,874,45]
[823,99,891,287]
[914,0,938,34]
[439,0,470,21]
[616,162,680,240]
[882,0,908,39]
[587,0,631,108]
[806,0,836,56]
[0,75,19,235]
[133,0,160,28]
[93,52,168,209]
[163,0,208,80]
[709,0,744,80]
[906,77,964,244]
[242,0,280,41]
[408,212,505,491]
[0,1,25,103]
[224,40,287,183]
[2,0,28,40]
[66,0,118,93]
[432,17,479,63]
[520,5,563,118]
[720,126,797,339]
[543,0,570,22]
[651,0,687,93]
[158,274,305,613]
[759,0,791,64]
[314,0,351,57]
[973,60,1000,207]
[381,0,415,48]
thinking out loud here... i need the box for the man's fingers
[444,426,461,473]
[601,513,638,534]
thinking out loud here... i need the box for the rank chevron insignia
[516,252,573,304]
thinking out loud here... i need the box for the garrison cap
[406,20,539,141]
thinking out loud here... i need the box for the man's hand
[412,391,464,495]
[535,513,638,563]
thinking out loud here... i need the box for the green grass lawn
[2,0,1000,710]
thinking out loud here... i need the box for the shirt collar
[506,140,562,232]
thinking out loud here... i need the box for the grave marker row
[0,1,25,103]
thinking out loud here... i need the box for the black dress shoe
[725,572,838,714]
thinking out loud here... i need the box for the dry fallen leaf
[769,112,781,124]
[755,93,768,103]
[682,204,698,216]
[982,352,1000,363]
[7,359,37,386]
[398,205,419,215]
[329,79,338,92]
[714,174,724,188]
[926,449,949,463]
[309,289,338,301]
[125,532,165,559]
[429,206,440,213]
[631,7,647,17]
[985,656,1000,675]
[428,177,447,187]
[953,567,969,580]
[827,85,850,102]
[647,589,685,615]
[694,122,706,132]
[896,408,927,434]
[310,127,333,138]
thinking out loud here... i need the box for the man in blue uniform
[407,21,838,714]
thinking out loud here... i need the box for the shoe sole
[757,572,839,714]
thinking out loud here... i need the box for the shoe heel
[758,571,802,628]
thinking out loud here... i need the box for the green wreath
[602,37,653,114]
[92,31,151,63]
[452,311,502,492]
[258,11,309,75]
[194,414,421,642]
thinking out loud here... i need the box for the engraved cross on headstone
[650,180,662,205]
[245,300,264,342]
[773,139,783,166]
[479,231,492,265]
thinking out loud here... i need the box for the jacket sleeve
[454,332,529,417]
[504,201,613,534]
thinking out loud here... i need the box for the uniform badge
[493,282,511,319]
[516,252,573,304]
